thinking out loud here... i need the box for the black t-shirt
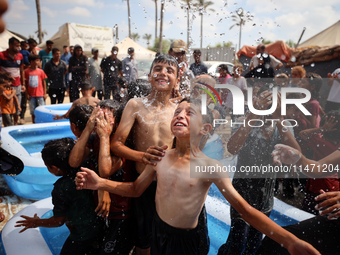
[100,56,122,86]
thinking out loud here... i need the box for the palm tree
[143,33,152,46]
[153,0,158,40]
[158,0,165,52]
[230,8,253,51]
[181,0,194,48]
[131,33,140,42]
[194,0,214,49]
[35,0,42,43]
[35,29,47,41]
[123,0,132,38]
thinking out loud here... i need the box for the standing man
[27,38,38,55]
[0,37,25,125]
[249,44,283,71]
[88,48,103,100]
[100,46,123,100]
[39,40,54,69]
[61,45,72,97]
[122,47,138,85]
[189,49,208,76]
[44,48,67,104]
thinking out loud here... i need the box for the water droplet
[291,56,296,62]
[311,63,315,67]
[111,66,115,71]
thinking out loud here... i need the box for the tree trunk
[155,0,158,40]
[200,13,203,48]
[239,23,242,51]
[35,0,42,43]
[158,1,164,52]
[187,7,190,48]
[127,0,131,38]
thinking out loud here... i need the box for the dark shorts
[60,235,101,255]
[2,113,13,126]
[151,211,204,255]
[132,181,157,249]
[100,218,134,255]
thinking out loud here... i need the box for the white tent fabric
[113,37,156,60]
[0,30,24,51]
[299,20,340,48]
[38,23,115,56]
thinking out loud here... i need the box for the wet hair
[80,81,93,91]
[127,79,152,99]
[52,48,60,55]
[291,66,306,78]
[9,37,19,45]
[320,110,340,142]
[41,137,76,175]
[69,104,94,131]
[149,54,179,78]
[28,54,40,62]
[305,72,322,99]
[98,99,120,113]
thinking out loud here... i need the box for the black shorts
[151,211,203,255]
[100,218,134,255]
[132,181,157,249]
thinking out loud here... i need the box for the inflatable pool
[203,133,225,160]
[34,103,72,123]
[0,122,75,200]
[0,190,314,255]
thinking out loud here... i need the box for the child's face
[31,59,40,67]
[46,164,64,176]
[219,68,227,77]
[148,62,178,92]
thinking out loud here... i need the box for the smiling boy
[76,98,320,255]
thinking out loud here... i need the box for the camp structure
[0,30,25,51]
[113,37,156,60]
[38,23,115,57]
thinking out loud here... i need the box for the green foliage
[286,39,297,48]
[148,38,173,54]
[213,41,233,48]
[131,33,140,42]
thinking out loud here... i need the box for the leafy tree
[131,33,140,42]
[286,39,297,48]
[230,8,253,51]
[143,33,152,46]
[150,38,172,54]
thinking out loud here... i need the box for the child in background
[0,72,20,126]
[54,82,100,120]
[25,54,47,123]
[298,111,340,214]
[288,66,306,88]
[274,73,289,87]
[217,64,232,84]
[15,137,104,255]
[76,98,320,255]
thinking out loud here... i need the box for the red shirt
[25,68,47,97]
[0,50,23,87]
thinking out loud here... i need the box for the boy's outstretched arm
[15,214,66,233]
[111,99,165,165]
[213,176,320,255]
[76,164,156,198]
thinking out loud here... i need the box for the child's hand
[287,239,320,255]
[75,167,101,190]
[321,116,338,132]
[18,106,22,112]
[95,110,113,138]
[53,114,62,120]
[87,106,100,131]
[272,144,301,165]
[254,90,272,111]
[95,190,111,218]
[15,213,40,233]
[315,190,340,220]
[142,145,168,166]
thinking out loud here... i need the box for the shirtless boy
[110,54,179,254]
[54,82,100,120]
[76,98,320,255]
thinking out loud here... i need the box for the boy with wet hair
[54,81,100,120]
[15,137,103,255]
[110,53,180,254]
[68,104,94,139]
[76,98,320,255]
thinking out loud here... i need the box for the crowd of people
[0,36,340,255]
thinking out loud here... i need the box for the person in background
[189,49,207,77]
[0,37,25,125]
[288,66,306,88]
[249,44,283,71]
[61,45,72,97]
[274,73,289,87]
[88,48,103,100]
[38,40,54,69]
[19,40,30,124]
[20,40,30,68]
[122,47,138,85]
[44,48,67,104]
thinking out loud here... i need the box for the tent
[298,20,340,48]
[38,23,115,56]
[113,37,156,60]
[0,30,25,51]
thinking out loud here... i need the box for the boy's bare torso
[154,149,213,229]
[74,96,100,108]
[133,98,177,173]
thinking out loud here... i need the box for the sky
[3,0,340,51]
